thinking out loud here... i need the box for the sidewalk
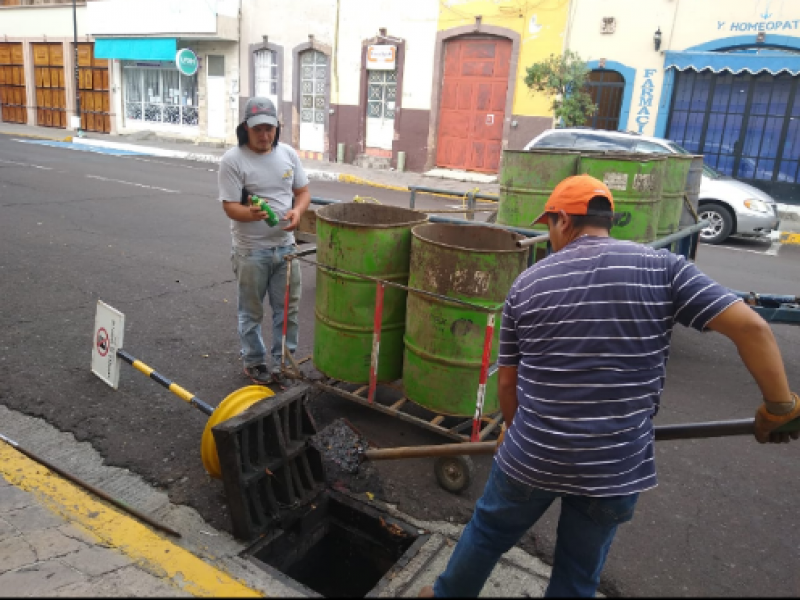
[0,404,555,598]
[1,122,797,237]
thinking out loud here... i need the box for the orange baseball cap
[532,174,615,225]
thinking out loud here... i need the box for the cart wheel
[434,455,475,495]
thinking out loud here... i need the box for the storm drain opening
[244,489,427,597]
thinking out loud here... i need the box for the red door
[436,38,511,173]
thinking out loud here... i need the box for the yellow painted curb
[0,443,263,598]
[0,130,71,143]
[780,232,800,245]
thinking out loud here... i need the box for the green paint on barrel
[497,150,580,230]
[657,155,694,238]
[578,154,667,243]
[403,224,528,416]
[314,204,428,384]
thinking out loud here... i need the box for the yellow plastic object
[200,385,275,479]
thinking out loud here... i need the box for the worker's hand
[754,392,800,443]
[282,208,304,231]
[495,423,507,453]
[245,196,268,222]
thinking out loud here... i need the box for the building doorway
[585,69,624,131]
[435,37,511,173]
[298,49,327,153]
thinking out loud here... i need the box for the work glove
[496,423,507,453]
[754,392,800,444]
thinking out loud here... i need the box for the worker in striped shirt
[421,174,799,598]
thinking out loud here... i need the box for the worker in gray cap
[217,97,310,388]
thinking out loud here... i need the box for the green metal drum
[657,155,694,238]
[403,224,528,416]
[578,154,667,243]
[497,149,580,230]
[314,203,428,384]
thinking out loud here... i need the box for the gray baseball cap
[244,97,278,128]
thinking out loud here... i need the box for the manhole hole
[211,384,429,596]
[244,489,427,597]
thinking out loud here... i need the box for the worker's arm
[283,185,311,232]
[706,301,799,442]
[706,301,791,407]
[222,199,267,223]
[498,366,519,428]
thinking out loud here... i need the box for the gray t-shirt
[218,143,309,249]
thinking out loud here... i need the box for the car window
[634,140,672,154]
[572,133,636,152]
[666,142,690,155]
[530,132,577,149]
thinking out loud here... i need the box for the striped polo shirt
[496,236,741,496]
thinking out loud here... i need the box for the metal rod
[417,208,498,214]
[408,186,499,202]
[362,417,800,461]
[516,234,550,247]
[116,350,214,416]
[281,258,292,371]
[72,0,80,135]
[466,191,476,222]
[648,220,710,249]
[471,313,495,442]
[409,188,417,210]
[368,282,385,405]
[0,432,181,538]
[288,254,502,314]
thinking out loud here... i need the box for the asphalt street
[1,134,799,597]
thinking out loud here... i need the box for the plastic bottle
[251,195,280,227]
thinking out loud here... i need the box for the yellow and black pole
[117,349,214,416]
[114,349,274,478]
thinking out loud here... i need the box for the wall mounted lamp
[654,27,662,52]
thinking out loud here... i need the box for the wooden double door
[436,37,511,173]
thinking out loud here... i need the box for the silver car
[524,129,781,244]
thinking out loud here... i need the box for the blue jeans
[231,245,301,370]
[434,462,638,598]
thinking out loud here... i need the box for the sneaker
[270,369,294,390]
[243,364,272,386]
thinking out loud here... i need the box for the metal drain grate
[212,384,326,540]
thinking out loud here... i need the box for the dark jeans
[434,462,639,597]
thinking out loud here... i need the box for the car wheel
[698,203,734,244]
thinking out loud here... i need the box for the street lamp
[654,27,662,52]
[72,0,82,136]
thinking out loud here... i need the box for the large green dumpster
[657,155,695,238]
[403,224,527,416]
[314,203,427,384]
[578,154,667,243]
[497,149,580,230]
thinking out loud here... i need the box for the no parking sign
[91,300,125,389]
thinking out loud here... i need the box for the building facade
[567,0,800,202]
[85,0,241,145]
[238,0,570,173]
[0,1,112,134]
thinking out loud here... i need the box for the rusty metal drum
[497,149,580,230]
[578,154,667,243]
[314,203,428,384]
[403,224,528,416]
